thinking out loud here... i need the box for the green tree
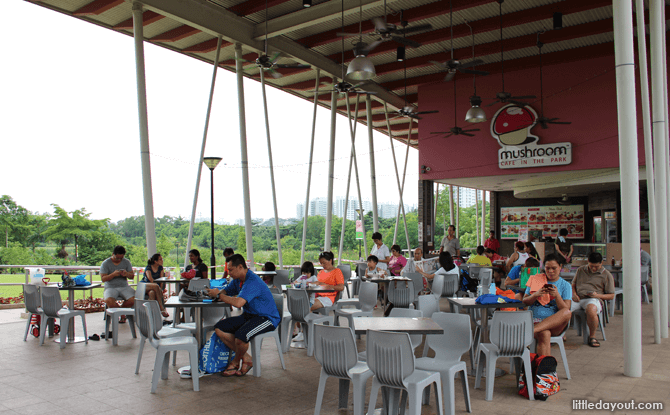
[0,195,31,248]
[43,204,109,262]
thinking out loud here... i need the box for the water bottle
[476,282,483,298]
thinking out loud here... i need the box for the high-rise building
[296,202,305,219]
[334,197,372,220]
[457,187,478,208]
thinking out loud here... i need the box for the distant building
[335,197,373,220]
[295,198,415,220]
[457,187,478,208]
[296,202,305,219]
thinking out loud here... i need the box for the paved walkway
[0,296,668,415]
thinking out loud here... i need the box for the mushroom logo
[490,104,539,146]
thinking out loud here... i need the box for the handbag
[73,275,91,286]
[199,333,234,374]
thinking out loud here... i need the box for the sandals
[236,360,253,377]
[222,363,239,377]
[161,310,170,318]
[588,337,601,348]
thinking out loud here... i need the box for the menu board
[501,205,585,240]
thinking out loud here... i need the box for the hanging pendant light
[464,21,487,123]
[465,96,487,123]
[396,46,405,62]
[346,43,376,81]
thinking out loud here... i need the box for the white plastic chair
[334,282,377,328]
[475,311,535,401]
[405,272,424,306]
[417,295,440,357]
[286,289,333,356]
[272,270,291,289]
[104,287,137,346]
[479,269,493,289]
[39,286,88,349]
[416,312,472,415]
[249,293,286,377]
[23,284,46,341]
[366,330,444,415]
[134,299,192,373]
[573,307,606,344]
[137,301,199,393]
[313,324,373,415]
[387,279,414,309]
[530,325,571,379]
[438,273,458,298]
[431,273,445,301]
[337,264,352,298]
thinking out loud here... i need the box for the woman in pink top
[388,245,408,276]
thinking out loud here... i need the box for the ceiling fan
[235,0,310,78]
[487,0,536,106]
[431,0,489,82]
[535,34,572,129]
[387,55,438,120]
[308,0,376,96]
[336,0,432,55]
[431,79,480,137]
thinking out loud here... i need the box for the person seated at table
[570,252,615,348]
[522,253,572,357]
[364,255,385,279]
[484,230,500,253]
[402,247,424,275]
[180,249,208,291]
[641,248,652,293]
[420,252,459,297]
[388,245,408,276]
[505,257,541,300]
[142,253,170,318]
[290,261,318,342]
[262,261,276,284]
[467,245,492,266]
[506,241,530,272]
[100,245,136,323]
[555,228,573,264]
[525,242,540,261]
[207,254,280,377]
[485,248,505,263]
[223,247,235,279]
[485,248,506,284]
[311,251,345,313]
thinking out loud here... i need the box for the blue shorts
[214,313,275,343]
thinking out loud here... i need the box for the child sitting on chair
[292,261,318,303]
[364,255,386,279]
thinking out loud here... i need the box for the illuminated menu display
[501,205,585,240]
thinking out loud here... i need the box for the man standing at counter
[570,252,614,348]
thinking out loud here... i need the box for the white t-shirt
[370,243,390,270]
[365,266,386,279]
[513,252,530,267]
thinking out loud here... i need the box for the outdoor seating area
[3,274,669,415]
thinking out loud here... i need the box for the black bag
[61,272,75,288]
[178,288,209,302]
[460,269,478,293]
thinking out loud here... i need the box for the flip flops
[88,334,100,341]
[100,331,113,339]
[236,361,253,377]
[222,363,239,377]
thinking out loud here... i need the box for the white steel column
[383,103,411,252]
[185,36,223,267]
[338,96,361,264]
[235,44,254,265]
[324,79,337,251]
[300,70,320,265]
[456,187,460,238]
[449,185,454,227]
[343,95,368,259]
[393,120,412,247]
[481,190,487,243]
[366,95,379,232]
[613,0,643,376]
[132,4,157,256]
[635,0,661,343]
[475,189,479,246]
[664,22,670,328]
[259,69,283,268]
[650,0,669,337]
[434,184,440,234]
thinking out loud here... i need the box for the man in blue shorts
[522,253,572,356]
[207,254,280,377]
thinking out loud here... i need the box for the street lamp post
[203,157,222,279]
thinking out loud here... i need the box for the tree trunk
[75,234,78,263]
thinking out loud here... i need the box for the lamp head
[203,157,222,170]
[465,96,487,123]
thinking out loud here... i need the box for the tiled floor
[0,296,668,415]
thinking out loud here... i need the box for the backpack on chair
[460,269,478,293]
[518,353,560,400]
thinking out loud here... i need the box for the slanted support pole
[185,36,223,267]
[393,120,412,250]
[366,95,379,232]
[383,103,410,253]
[300,70,320,265]
[236,43,254,266]
[614,0,642,376]
[324,78,337,251]
[132,3,157,256]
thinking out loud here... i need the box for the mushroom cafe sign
[490,104,572,169]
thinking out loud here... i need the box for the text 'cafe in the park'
[415,52,652,258]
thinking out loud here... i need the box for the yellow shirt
[467,255,492,266]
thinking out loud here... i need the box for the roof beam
[150,24,201,42]
[252,0,411,41]
[298,0,490,48]
[183,37,233,53]
[229,0,294,17]
[113,10,164,29]
[74,0,123,16]
[326,0,612,63]
[138,0,406,109]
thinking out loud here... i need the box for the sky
[0,0,418,224]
